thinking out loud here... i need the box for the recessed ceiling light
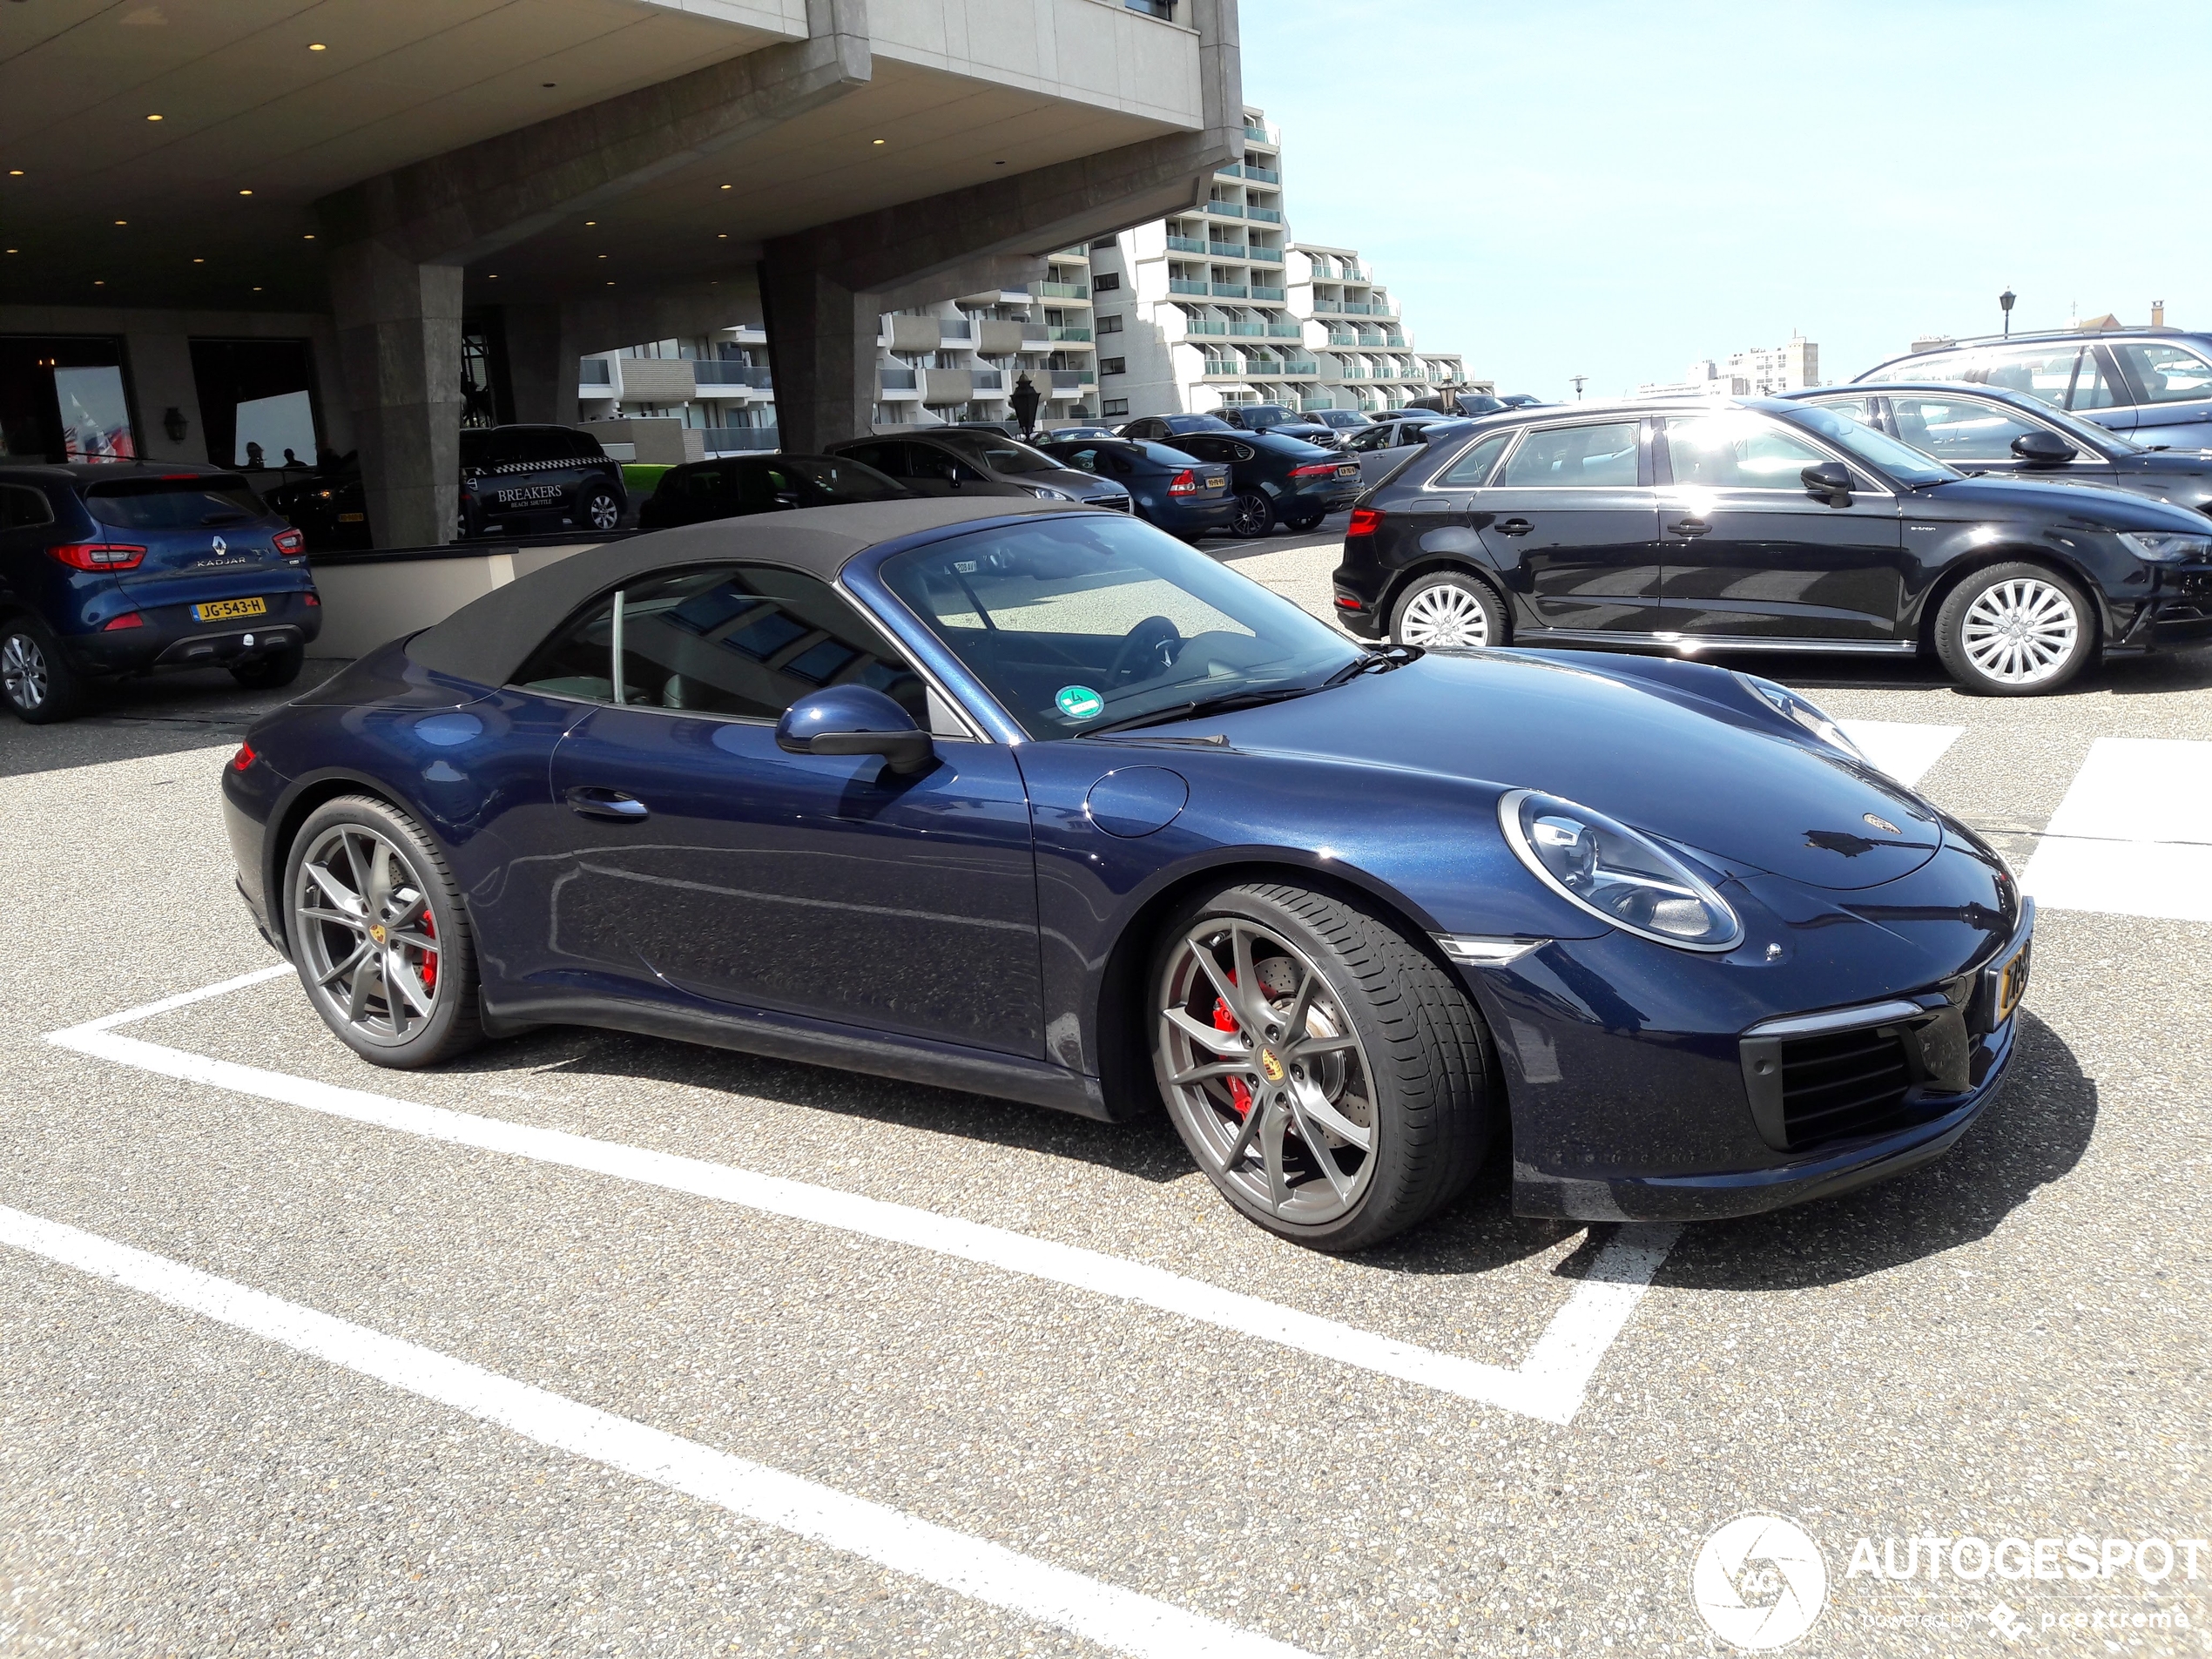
[597,253,607,260]
[605,280,614,286]
[253,286,262,291]
[584,219,596,226]
[307,42,326,51]
[192,257,204,263]
[7,170,22,177]
[145,113,163,122]
[717,233,727,239]
[302,233,314,239]
[113,219,127,226]
[488,273,498,280]
[871,138,886,146]
[239,188,253,196]
[94,280,105,286]
[720,184,732,190]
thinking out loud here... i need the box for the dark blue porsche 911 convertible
[224,499,2032,1251]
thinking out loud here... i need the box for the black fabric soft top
[404,497,1080,686]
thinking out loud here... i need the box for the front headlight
[1024,483,1076,501]
[1499,788,1743,953]
[2116,531,2212,563]
[1732,671,1865,764]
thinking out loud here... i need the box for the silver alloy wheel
[292,824,443,1047]
[1396,580,1492,648]
[1960,576,2079,685]
[1,631,49,712]
[1158,918,1378,1225]
[586,491,621,531]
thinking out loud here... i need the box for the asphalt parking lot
[2,527,2207,1657]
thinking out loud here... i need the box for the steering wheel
[1108,614,1184,685]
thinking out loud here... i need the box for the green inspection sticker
[1055,685,1105,721]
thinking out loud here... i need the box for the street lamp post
[1009,373,1042,440]
[1569,374,1587,400]
[2000,288,2016,338]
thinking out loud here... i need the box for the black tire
[1280,504,1326,534]
[1228,489,1276,540]
[283,794,486,1069]
[1933,560,2094,696]
[1388,570,1508,650]
[583,489,623,532]
[0,617,84,725]
[230,644,306,691]
[1149,880,1493,1251]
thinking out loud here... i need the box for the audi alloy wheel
[1389,572,1507,651]
[1936,562,2093,696]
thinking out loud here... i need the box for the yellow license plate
[193,597,267,623]
[1993,940,2031,1023]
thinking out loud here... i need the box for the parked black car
[1332,397,2212,694]
[1116,415,1362,536]
[1305,408,1374,438]
[459,425,627,540]
[1853,327,2212,451]
[1408,392,1506,417]
[1028,435,1236,538]
[0,462,319,722]
[637,454,911,529]
[1217,401,1342,448]
[1777,382,2212,518]
[826,430,1132,510]
[265,452,371,552]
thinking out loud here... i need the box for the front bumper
[2107,565,2212,654]
[61,589,321,675]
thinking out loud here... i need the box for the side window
[1173,436,1229,463]
[909,446,982,483]
[1886,395,2040,463]
[682,465,729,498]
[1437,431,1512,488]
[512,565,927,724]
[2068,349,2117,412]
[1808,395,1878,425]
[1494,421,1641,487]
[1059,447,1103,475]
[1660,414,1826,489]
[840,441,907,477]
[0,483,55,529]
[2110,342,2212,407]
[1980,347,2080,410]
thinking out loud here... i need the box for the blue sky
[1238,1,2212,400]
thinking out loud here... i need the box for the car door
[1473,417,1665,633]
[904,441,1006,499]
[2106,339,2212,448]
[1880,393,2117,487]
[536,561,1043,1056]
[1653,410,1905,641]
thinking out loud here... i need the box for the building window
[1100,358,1127,376]
[1093,272,1122,293]
[1097,314,1124,334]
[1103,398,1129,417]
[1091,237,1118,252]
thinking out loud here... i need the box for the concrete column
[499,302,568,427]
[758,262,879,455]
[327,240,463,549]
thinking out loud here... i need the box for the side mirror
[1801,461,1853,506]
[2011,429,2079,467]
[775,685,934,775]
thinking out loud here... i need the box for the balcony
[1245,205,1282,224]
[1211,282,1248,299]
[1166,235,1204,254]
[1202,358,1245,376]
[1049,326,1092,341]
[1036,280,1089,299]
[1245,246,1284,263]
[1241,164,1279,185]
[1280,361,1319,376]
[1204,199,1244,219]
[971,370,1005,393]
[879,368,918,390]
[579,359,613,387]
[940,319,974,340]
[701,427,779,454]
[1244,123,1270,141]
[1227,320,1265,337]
[1266,323,1302,338]
[1184,318,1227,335]
[1213,162,1241,179]
[1207,240,1247,258]
[1326,331,1357,346]
[693,361,772,388]
[1250,286,1286,302]
[1022,326,1050,347]
[1169,278,1210,296]
[1050,368,1096,390]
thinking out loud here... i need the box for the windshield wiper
[1323,642,1421,685]
[1078,685,1321,736]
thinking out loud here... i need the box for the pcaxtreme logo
[1692,1514,1831,1650]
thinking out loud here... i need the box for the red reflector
[1346,508,1384,537]
[303,590,320,606]
[50,541,147,571]
[1334,596,1364,610]
[1287,463,1338,480]
[273,527,305,556]
[162,472,200,480]
[1167,469,1198,496]
[230,743,256,772]
[101,611,145,631]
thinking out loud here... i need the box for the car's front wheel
[1934,561,2094,695]
[583,489,623,531]
[1389,571,1507,650]
[1151,881,1493,1251]
[1228,489,1275,540]
[0,618,84,724]
[285,795,485,1069]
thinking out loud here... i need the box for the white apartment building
[1635,333,1820,399]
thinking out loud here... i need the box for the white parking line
[1838,719,1965,788]
[49,969,1677,1426]
[0,1204,1313,1659]
[2023,738,2212,922]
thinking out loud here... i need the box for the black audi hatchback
[637,453,911,529]
[1116,413,1360,537]
[1333,397,2212,694]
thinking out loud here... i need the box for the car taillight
[50,542,146,570]
[304,590,320,607]
[230,742,256,772]
[1346,508,1384,538]
[273,528,304,556]
[1168,469,1199,496]
[102,611,145,631]
[1287,463,1339,480]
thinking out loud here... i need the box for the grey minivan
[827,430,1132,511]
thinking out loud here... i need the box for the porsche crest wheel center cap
[368,922,387,945]
[1258,1048,1285,1084]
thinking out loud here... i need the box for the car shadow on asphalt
[0,658,354,779]
[1654,1008,2095,1291]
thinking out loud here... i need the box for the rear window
[84,475,269,529]
[779,456,908,500]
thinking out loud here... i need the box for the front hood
[1917,474,2212,532]
[1208,651,1943,892]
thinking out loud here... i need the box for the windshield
[878,514,1361,738]
[84,475,270,529]
[933,431,1062,475]
[1777,402,1959,487]
[779,455,909,499]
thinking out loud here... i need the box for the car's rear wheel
[583,489,623,531]
[1228,489,1275,540]
[1389,570,1507,650]
[1934,561,2093,695]
[1281,504,1326,534]
[0,618,84,725]
[231,644,306,691]
[285,795,484,1069]
[1151,881,1492,1251]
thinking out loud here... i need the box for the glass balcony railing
[1203,359,1243,376]
[1326,331,1357,346]
[1280,361,1319,375]
[1245,205,1282,224]
[1240,165,1279,185]
[1214,162,1241,179]
[1227,320,1265,336]
[1245,246,1284,263]
[702,427,779,453]
[1211,282,1248,299]
[1049,326,1091,341]
[694,361,772,388]
[1184,318,1227,335]
[940,320,973,338]
[1037,280,1089,299]
[1204,199,1244,218]
[579,360,613,386]
[1265,322,1301,338]
[1050,368,1096,391]
[1168,279,1207,296]
[1250,286,1285,302]
[879,368,918,389]
[1207,241,1246,258]
[971,371,1005,391]
[1244,124,1270,140]
[1166,235,1204,253]
[1022,327,1050,346]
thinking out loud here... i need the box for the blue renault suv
[0,462,320,723]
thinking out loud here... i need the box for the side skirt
[1529,629,1919,656]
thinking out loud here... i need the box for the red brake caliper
[1212,989,1252,1118]
[418,910,438,995]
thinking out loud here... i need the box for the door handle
[1495,516,1534,536]
[1667,516,1711,537]
[565,786,649,821]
